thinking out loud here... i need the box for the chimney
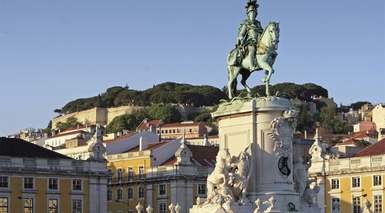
[139,136,144,151]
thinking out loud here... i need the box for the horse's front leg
[257,55,274,96]
[227,66,236,99]
[240,71,252,97]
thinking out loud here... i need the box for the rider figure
[237,0,263,71]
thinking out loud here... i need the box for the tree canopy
[61,82,225,113]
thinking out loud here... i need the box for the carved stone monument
[190,1,304,212]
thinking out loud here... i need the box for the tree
[318,107,351,134]
[148,104,181,123]
[56,117,81,131]
[106,110,148,133]
[296,105,314,132]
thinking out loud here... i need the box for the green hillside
[59,82,329,114]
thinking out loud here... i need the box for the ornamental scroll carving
[269,109,298,178]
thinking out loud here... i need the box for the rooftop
[137,119,161,130]
[103,132,136,144]
[0,137,71,159]
[354,138,385,157]
[161,144,218,167]
[161,121,202,128]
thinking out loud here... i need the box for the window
[72,179,82,191]
[127,187,133,199]
[48,178,58,190]
[117,188,123,201]
[107,189,112,201]
[117,169,123,183]
[128,167,134,178]
[352,177,360,188]
[159,202,167,213]
[48,199,58,213]
[331,197,340,213]
[138,187,144,199]
[198,184,207,195]
[23,198,33,213]
[24,177,34,189]
[353,196,361,213]
[72,199,82,213]
[107,169,112,184]
[139,166,144,177]
[0,197,8,213]
[373,175,382,186]
[0,177,8,188]
[331,179,339,190]
[159,184,166,195]
[374,195,383,213]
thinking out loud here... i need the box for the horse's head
[261,22,280,49]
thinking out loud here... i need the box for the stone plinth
[190,202,253,213]
[212,97,300,212]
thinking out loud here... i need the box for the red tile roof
[354,138,385,157]
[160,144,219,167]
[339,138,359,145]
[137,119,161,130]
[161,122,202,128]
[188,145,218,166]
[351,130,376,138]
[161,156,177,166]
[103,132,136,144]
[48,130,86,139]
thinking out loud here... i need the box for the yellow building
[0,137,109,213]
[106,139,218,213]
[310,138,385,213]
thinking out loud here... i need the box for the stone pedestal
[217,97,299,212]
[190,202,253,213]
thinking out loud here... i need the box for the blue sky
[0,0,384,135]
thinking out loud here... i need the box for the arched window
[117,188,123,201]
[127,187,133,199]
[139,186,144,199]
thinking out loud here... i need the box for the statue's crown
[246,0,258,12]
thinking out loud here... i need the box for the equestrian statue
[227,0,280,99]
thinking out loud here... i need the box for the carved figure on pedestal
[206,152,229,204]
[145,205,153,213]
[263,196,276,212]
[135,202,143,213]
[293,156,308,197]
[253,198,261,213]
[168,203,175,213]
[175,203,181,213]
[302,181,320,207]
[362,195,372,213]
[269,110,297,179]
[204,145,252,209]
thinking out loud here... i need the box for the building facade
[106,140,218,213]
[309,137,385,213]
[0,137,109,213]
[372,104,385,139]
